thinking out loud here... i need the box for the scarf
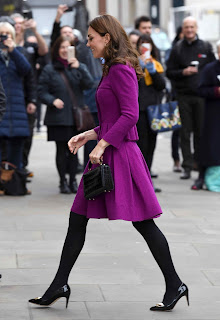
[57,56,69,68]
[144,58,164,86]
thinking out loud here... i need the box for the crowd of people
[0,4,219,314]
[0,6,219,197]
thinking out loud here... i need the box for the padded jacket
[0,48,31,137]
[38,60,94,126]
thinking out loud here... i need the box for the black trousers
[177,94,204,170]
[136,111,157,171]
[23,113,36,168]
[55,141,77,185]
[171,129,180,162]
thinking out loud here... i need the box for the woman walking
[29,14,188,312]
[38,36,94,193]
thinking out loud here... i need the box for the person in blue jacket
[0,77,6,122]
[0,22,31,168]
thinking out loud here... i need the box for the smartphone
[23,10,33,20]
[190,60,199,69]
[141,43,151,60]
[65,6,73,12]
[67,46,75,62]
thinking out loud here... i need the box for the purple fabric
[57,57,69,68]
[71,64,162,221]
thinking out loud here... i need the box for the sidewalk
[0,129,220,320]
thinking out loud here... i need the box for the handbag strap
[1,161,17,170]
[59,71,78,110]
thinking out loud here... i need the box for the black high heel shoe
[29,284,71,308]
[150,283,189,311]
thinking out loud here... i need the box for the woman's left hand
[89,139,110,164]
[69,58,79,69]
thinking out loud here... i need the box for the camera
[0,34,8,49]
[0,34,8,42]
[22,10,33,20]
[65,6,73,12]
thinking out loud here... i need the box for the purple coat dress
[71,64,162,221]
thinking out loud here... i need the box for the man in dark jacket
[0,78,6,122]
[166,16,216,179]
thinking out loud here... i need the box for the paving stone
[0,254,16,268]
[202,269,220,286]
[1,130,220,319]
[0,231,43,241]
[86,301,150,319]
[0,284,103,302]
[29,302,89,319]
[0,302,30,320]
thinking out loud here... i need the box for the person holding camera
[166,16,216,180]
[0,22,31,169]
[10,13,48,174]
[37,36,93,194]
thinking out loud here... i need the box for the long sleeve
[50,21,61,48]
[69,63,94,90]
[38,66,56,106]
[198,63,220,100]
[9,48,31,76]
[102,65,139,149]
[151,72,166,91]
[166,46,185,80]
[23,69,37,105]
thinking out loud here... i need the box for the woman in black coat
[191,41,220,190]
[38,36,94,193]
[136,34,165,191]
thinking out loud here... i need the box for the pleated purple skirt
[71,141,162,221]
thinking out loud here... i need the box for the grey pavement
[0,129,220,320]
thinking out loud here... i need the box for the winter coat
[138,60,165,112]
[38,60,94,126]
[0,78,6,122]
[198,60,220,166]
[166,37,216,95]
[0,48,31,137]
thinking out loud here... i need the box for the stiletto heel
[66,294,70,308]
[29,284,71,308]
[150,283,189,311]
[186,290,189,306]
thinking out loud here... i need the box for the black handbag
[83,161,114,200]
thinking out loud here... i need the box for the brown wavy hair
[89,14,143,80]
[51,35,74,63]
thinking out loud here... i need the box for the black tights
[43,213,181,305]
[55,141,77,184]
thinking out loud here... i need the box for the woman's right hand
[53,98,64,109]
[68,132,88,154]
[4,37,15,53]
